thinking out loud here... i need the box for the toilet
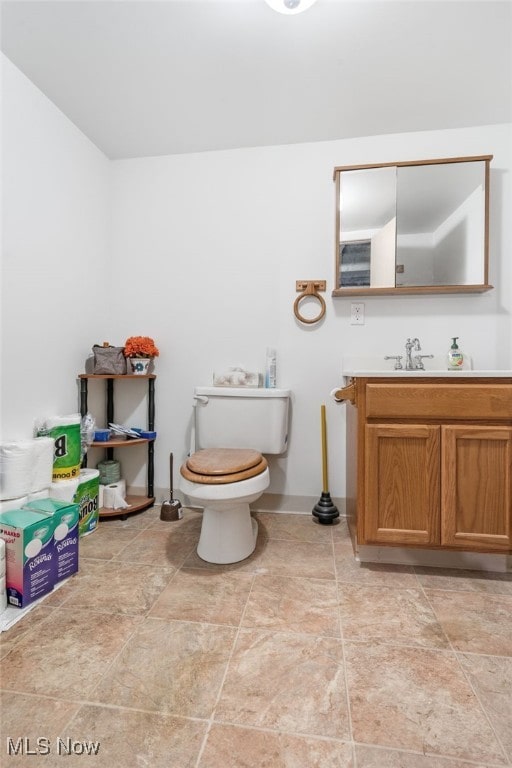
[180,386,290,564]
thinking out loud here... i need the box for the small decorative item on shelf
[129,358,151,375]
[123,336,159,375]
[92,342,127,375]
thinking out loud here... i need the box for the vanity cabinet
[340,378,512,553]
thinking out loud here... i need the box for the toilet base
[180,467,269,564]
[197,501,259,564]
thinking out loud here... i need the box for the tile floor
[1,507,512,768]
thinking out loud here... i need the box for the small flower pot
[129,358,151,375]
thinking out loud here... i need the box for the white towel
[213,368,261,387]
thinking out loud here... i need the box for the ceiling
[1,0,511,160]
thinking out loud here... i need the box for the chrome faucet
[404,338,434,370]
[384,355,403,370]
[405,338,421,370]
[413,354,434,370]
[385,338,434,371]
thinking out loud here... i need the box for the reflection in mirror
[339,167,396,288]
[396,162,486,287]
[333,156,492,296]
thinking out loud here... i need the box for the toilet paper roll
[27,490,50,502]
[49,478,80,503]
[103,484,128,509]
[98,479,125,509]
[30,437,55,493]
[0,496,29,513]
[0,441,34,500]
[107,478,126,498]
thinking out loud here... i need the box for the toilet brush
[312,404,339,525]
[160,452,184,521]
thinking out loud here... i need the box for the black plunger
[312,404,339,524]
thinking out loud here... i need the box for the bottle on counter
[447,337,464,370]
[265,347,277,388]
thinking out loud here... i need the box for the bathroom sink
[341,356,512,381]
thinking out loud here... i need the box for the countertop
[341,356,512,383]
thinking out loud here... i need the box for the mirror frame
[332,155,493,296]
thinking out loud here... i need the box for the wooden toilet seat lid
[181,448,268,485]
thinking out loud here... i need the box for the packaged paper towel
[50,478,80,503]
[73,469,100,537]
[36,414,81,481]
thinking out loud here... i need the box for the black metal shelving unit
[78,373,156,517]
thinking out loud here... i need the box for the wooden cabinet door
[364,425,441,545]
[442,426,512,551]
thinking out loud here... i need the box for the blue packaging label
[448,351,464,368]
[22,501,79,584]
[53,508,79,582]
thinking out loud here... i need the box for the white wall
[1,56,111,440]
[370,216,396,287]
[109,123,512,503]
[2,53,510,504]
[433,186,485,285]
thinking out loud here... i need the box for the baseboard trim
[144,487,346,517]
[252,493,346,516]
[357,544,512,573]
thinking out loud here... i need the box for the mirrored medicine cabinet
[332,155,493,296]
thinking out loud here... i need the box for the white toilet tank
[194,387,290,454]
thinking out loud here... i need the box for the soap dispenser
[447,337,464,370]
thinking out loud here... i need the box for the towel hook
[294,280,326,325]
